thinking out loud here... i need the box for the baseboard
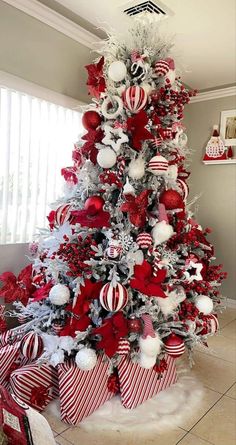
[225,298,236,308]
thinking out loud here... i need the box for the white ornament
[139,353,156,369]
[102,124,128,153]
[108,61,127,82]
[165,69,176,85]
[139,333,162,357]
[167,164,178,181]
[75,348,97,371]
[195,295,214,315]
[128,157,145,180]
[147,154,168,176]
[49,284,70,306]
[184,261,203,283]
[101,96,123,120]
[123,177,135,195]
[152,221,174,247]
[97,148,117,168]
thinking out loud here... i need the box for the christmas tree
[0,22,226,422]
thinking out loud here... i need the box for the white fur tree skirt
[46,364,203,434]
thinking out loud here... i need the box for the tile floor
[44,307,236,445]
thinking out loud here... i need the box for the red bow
[127,110,154,151]
[107,373,120,393]
[130,260,166,297]
[0,265,34,305]
[85,56,106,99]
[72,208,110,229]
[92,312,128,358]
[30,385,49,408]
[120,190,151,227]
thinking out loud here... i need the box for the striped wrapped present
[57,355,115,425]
[117,355,177,409]
[10,362,59,411]
[0,341,27,388]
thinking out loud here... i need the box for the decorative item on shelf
[227,146,234,158]
[203,125,227,162]
[220,109,236,147]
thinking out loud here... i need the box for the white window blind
[0,86,82,244]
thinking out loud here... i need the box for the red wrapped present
[0,342,29,388]
[117,355,177,409]
[10,363,59,412]
[58,355,115,425]
[0,385,32,445]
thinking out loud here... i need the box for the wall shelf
[203,159,236,165]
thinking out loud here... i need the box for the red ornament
[123,86,147,113]
[127,317,142,333]
[199,314,219,335]
[82,110,102,130]
[20,332,44,360]
[164,333,185,358]
[99,282,129,312]
[159,189,184,210]
[84,196,105,216]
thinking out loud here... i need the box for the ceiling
[39,0,236,91]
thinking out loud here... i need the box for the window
[0,85,82,244]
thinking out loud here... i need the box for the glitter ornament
[99,282,129,312]
[84,196,105,216]
[82,110,101,130]
[195,295,213,315]
[136,232,152,249]
[123,86,147,113]
[108,61,127,82]
[49,284,70,306]
[147,154,168,176]
[159,189,184,210]
[164,334,185,358]
[75,348,97,371]
[127,317,142,333]
[97,148,117,168]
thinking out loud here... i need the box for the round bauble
[52,321,65,335]
[75,348,97,371]
[147,154,168,176]
[123,86,147,114]
[101,96,123,120]
[159,189,184,210]
[20,332,44,360]
[139,353,156,369]
[108,61,127,82]
[107,243,122,259]
[199,314,219,335]
[128,157,145,180]
[164,333,185,358]
[136,232,152,249]
[49,284,70,306]
[177,178,189,201]
[97,148,117,169]
[195,295,214,315]
[178,132,188,148]
[99,282,128,312]
[84,195,104,216]
[82,110,101,131]
[154,59,170,77]
[127,317,142,334]
[55,204,72,226]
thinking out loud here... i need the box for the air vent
[124,1,167,17]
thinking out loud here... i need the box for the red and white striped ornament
[52,322,64,335]
[136,232,152,249]
[117,338,130,355]
[99,282,128,312]
[107,244,122,259]
[164,334,185,358]
[177,178,189,201]
[147,154,168,176]
[123,86,147,113]
[154,59,170,77]
[55,204,72,226]
[200,314,219,335]
[20,332,44,360]
[150,136,162,149]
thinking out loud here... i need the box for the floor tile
[177,432,214,444]
[177,387,221,431]
[43,412,70,434]
[225,383,236,399]
[191,396,236,445]
[191,351,236,393]
[61,426,186,445]
[55,437,73,445]
[204,333,236,364]
[221,320,236,340]
[218,307,236,328]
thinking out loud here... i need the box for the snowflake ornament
[102,124,129,153]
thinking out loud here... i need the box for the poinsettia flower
[32,281,54,302]
[127,110,154,150]
[0,265,34,305]
[72,145,83,168]
[130,260,167,297]
[59,314,91,337]
[71,208,110,228]
[120,190,151,228]
[61,167,78,185]
[47,210,56,230]
[92,312,128,358]
[81,128,104,164]
[66,280,103,317]
[85,56,106,99]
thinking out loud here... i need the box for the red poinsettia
[32,281,54,302]
[120,190,151,228]
[47,210,56,230]
[66,279,103,317]
[72,208,110,229]
[59,314,91,337]
[85,56,106,99]
[81,128,104,164]
[126,110,154,150]
[99,171,122,188]
[92,312,128,358]
[61,166,78,185]
[130,260,167,297]
[0,265,34,305]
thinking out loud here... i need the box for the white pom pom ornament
[75,348,97,371]
[128,157,145,180]
[195,295,214,315]
[97,148,117,168]
[157,287,186,316]
[108,61,127,82]
[49,284,70,305]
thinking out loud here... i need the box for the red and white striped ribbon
[117,156,126,179]
[141,314,155,338]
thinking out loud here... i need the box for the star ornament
[184,260,203,283]
[126,110,154,151]
[120,189,151,228]
[102,124,129,153]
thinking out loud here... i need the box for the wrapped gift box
[10,363,59,412]
[0,342,28,389]
[117,354,177,409]
[57,355,115,425]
